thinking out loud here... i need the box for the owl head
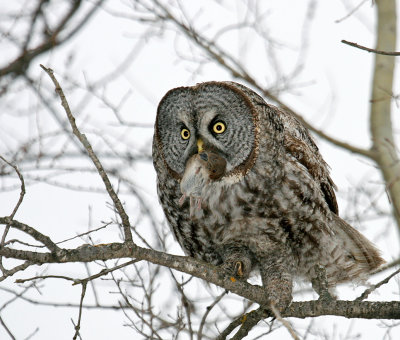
[154,82,262,183]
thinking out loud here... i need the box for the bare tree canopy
[0,1,399,339]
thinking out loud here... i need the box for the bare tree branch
[270,304,300,340]
[141,0,375,159]
[0,218,60,254]
[342,39,400,56]
[15,275,76,284]
[335,0,370,23]
[0,315,16,340]
[198,291,227,340]
[228,308,266,340]
[355,267,400,301]
[72,282,87,340]
[0,155,26,277]
[39,64,133,244]
[0,0,105,79]
[1,229,399,320]
[0,261,33,282]
[72,259,140,285]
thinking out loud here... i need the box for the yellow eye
[181,128,190,140]
[213,121,226,134]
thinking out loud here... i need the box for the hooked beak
[197,138,204,153]
[197,138,208,161]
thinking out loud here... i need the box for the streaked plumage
[152,81,384,309]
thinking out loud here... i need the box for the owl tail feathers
[330,214,385,283]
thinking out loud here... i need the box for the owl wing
[277,108,385,275]
[284,133,338,214]
[272,104,339,215]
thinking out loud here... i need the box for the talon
[235,261,244,277]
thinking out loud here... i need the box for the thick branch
[1,227,399,320]
[0,0,104,79]
[285,300,400,319]
[0,218,60,254]
[0,1,82,78]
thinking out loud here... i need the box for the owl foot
[311,264,335,301]
[221,248,254,280]
[222,259,251,281]
[235,261,244,277]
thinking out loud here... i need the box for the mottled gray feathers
[153,81,384,309]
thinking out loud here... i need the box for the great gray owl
[152,81,384,310]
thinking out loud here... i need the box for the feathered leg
[259,252,293,312]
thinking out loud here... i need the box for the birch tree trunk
[370,0,400,232]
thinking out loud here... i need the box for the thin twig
[150,1,375,159]
[355,267,400,301]
[73,259,140,285]
[15,260,140,286]
[72,282,87,340]
[0,0,104,78]
[16,275,76,284]
[0,286,123,309]
[198,291,227,340]
[83,263,100,306]
[342,39,400,56]
[0,156,26,246]
[24,327,39,340]
[39,64,133,244]
[111,271,164,340]
[270,304,300,340]
[0,155,26,275]
[1,283,35,311]
[169,270,194,340]
[0,316,16,340]
[335,0,369,23]
[0,261,33,282]
[3,239,43,248]
[0,218,60,253]
[55,222,112,245]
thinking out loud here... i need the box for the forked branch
[0,228,399,320]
